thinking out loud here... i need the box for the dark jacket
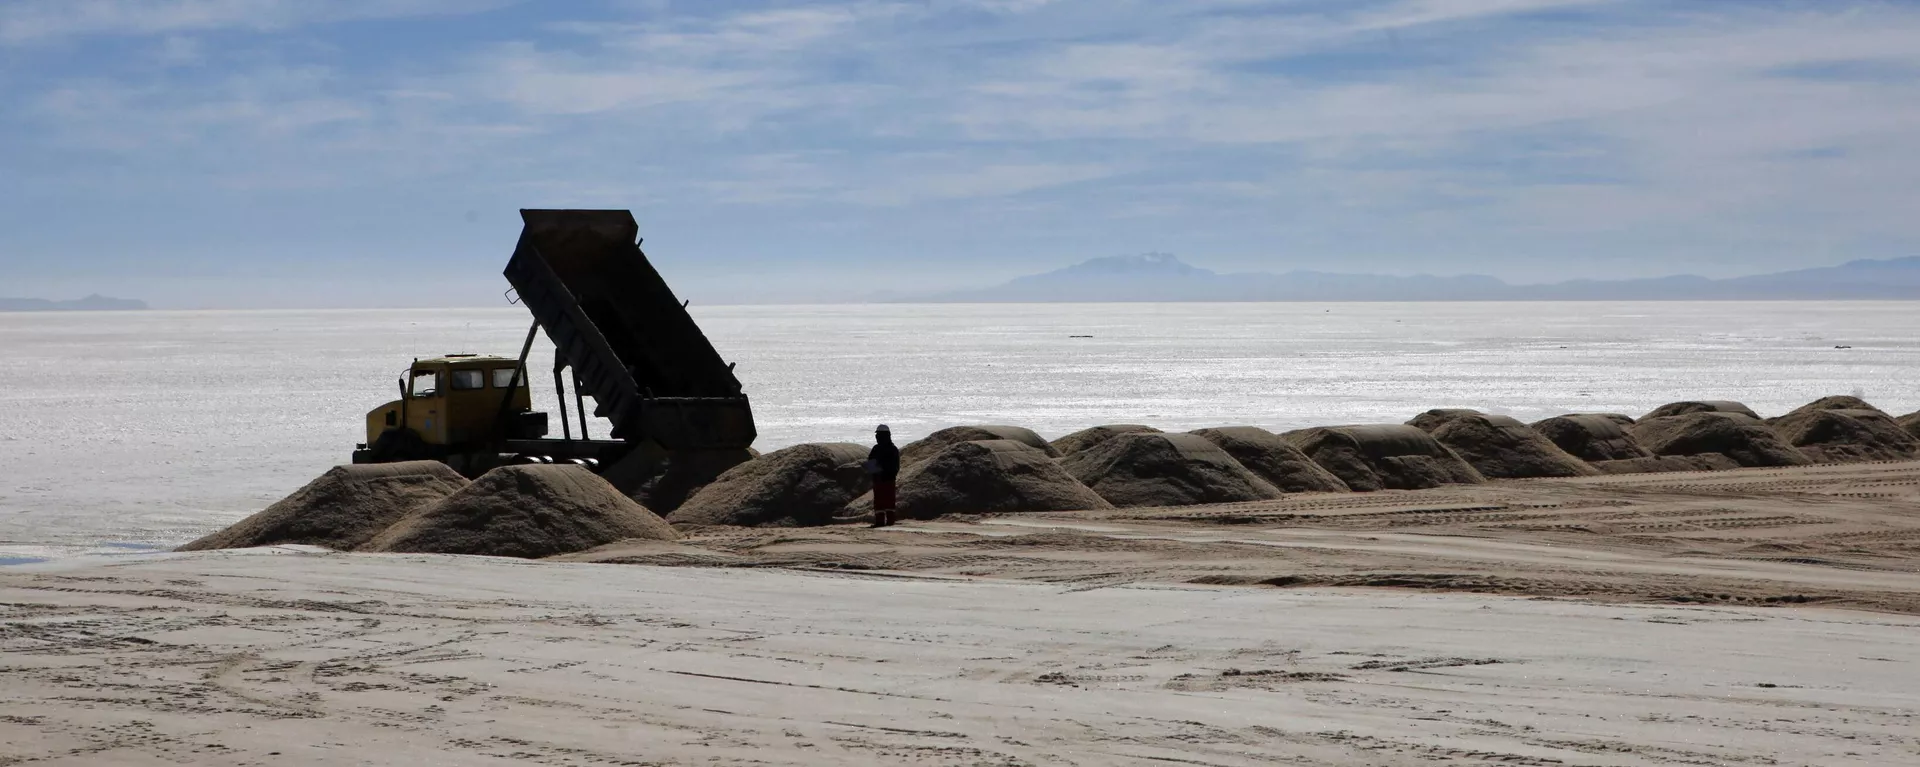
[868,440,900,483]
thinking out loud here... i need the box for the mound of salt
[1775,395,1884,419]
[1188,427,1349,493]
[1530,414,1649,462]
[1059,432,1283,508]
[1428,414,1599,479]
[900,425,1057,466]
[847,439,1111,520]
[361,464,676,559]
[668,443,871,527]
[626,448,757,515]
[1280,425,1485,492]
[1901,410,1920,441]
[1630,412,1810,468]
[1591,454,1741,474]
[1406,408,1485,433]
[1050,424,1163,456]
[178,461,469,552]
[1770,408,1920,463]
[1644,400,1760,420]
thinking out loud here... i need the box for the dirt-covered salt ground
[6,459,1920,765]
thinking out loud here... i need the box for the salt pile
[1769,397,1919,463]
[625,448,757,515]
[1188,427,1349,493]
[1630,413,1810,468]
[361,464,676,559]
[1282,425,1485,491]
[1901,410,1920,441]
[1644,400,1761,420]
[1060,432,1283,508]
[1051,424,1163,456]
[900,425,1057,466]
[669,443,871,527]
[178,461,468,552]
[1770,395,1878,418]
[1531,414,1650,462]
[1424,413,1599,479]
[849,439,1110,519]
[1405,408,1485,433]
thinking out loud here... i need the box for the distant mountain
[921,256,1920,302]
[0,294,148,312]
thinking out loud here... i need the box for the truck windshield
[409,370,441,398]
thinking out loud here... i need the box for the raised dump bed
[504,209,754,451]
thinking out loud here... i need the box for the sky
[2,0,1918,308]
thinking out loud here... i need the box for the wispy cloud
[1354,0,1621,31]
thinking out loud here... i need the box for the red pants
[873,480,897,524]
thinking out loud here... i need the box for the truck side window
[451,370,485,391]
[410,370,441,398]
[385,410,397,427]
[492,368,524,388]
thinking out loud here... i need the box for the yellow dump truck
[352,210,757,499]
[357,354,545,474]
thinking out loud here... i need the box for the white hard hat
[876,424,890,433]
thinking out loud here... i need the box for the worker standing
[867,424,901,527]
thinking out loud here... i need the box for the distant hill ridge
[0,294,148,312]
[925,255,1920,302]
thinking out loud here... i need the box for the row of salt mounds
[1407,410,1598,479]
[1051,424,1162,456]
[669,443,870,527]
[1439,408,1749,476]
[1281,425,1484,491]
[178,461,468,552]
[1630,412,1810,468]
[1060,432,1283,508]
[1187,427,1350,493]
[846,439,1111,519]
[1767,396,1920,463]
[900,425,1056,466]
[1530,414,1648,462]
[362,464,676,558]
[1522,414,1735,473]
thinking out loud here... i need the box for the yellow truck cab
[356,354,548,469]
